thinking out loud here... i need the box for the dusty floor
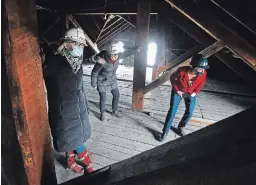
[53,65,256,184]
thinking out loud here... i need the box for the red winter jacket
[170,66,207,94]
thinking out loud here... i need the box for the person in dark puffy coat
[43,28,93,174]
[91,41,140,121]
[160,54,209,141]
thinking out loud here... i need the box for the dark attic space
[2,0,256,185]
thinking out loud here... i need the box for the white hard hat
[107,41,124,55]
[62,28,87,46]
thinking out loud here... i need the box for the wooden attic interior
[2,0,256,185]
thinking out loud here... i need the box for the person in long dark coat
[91,41,140,121]
[43,28,93,174]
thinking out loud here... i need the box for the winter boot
[159,132,168,142]
[100,112,106,121]
[112,110,122,118]
[66,151,84,174]
[78,149,94,173]
[178,127,186,136]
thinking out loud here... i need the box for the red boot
[78,149,94,173]
[66,151,84,174]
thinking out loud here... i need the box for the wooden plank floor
[54,65,256,184]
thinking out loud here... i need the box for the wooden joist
[165,0,256,70]
[144,41,226,94]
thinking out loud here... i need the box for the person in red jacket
[160,54,210,141]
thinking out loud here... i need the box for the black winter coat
[43,54,91,152]
[91,48,137,92]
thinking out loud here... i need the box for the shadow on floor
[54,151,68,169]
[125,114,161,141]
[141,111,166,125]
[89,109,101,120]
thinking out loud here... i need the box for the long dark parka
[43,52,91,152]
[91,48,137,92]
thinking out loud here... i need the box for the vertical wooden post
[132,0,151,111]
[2,0,57,184]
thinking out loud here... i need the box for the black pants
[98,88,120,113]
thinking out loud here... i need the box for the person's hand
[91,84,97,90]
[137,46,142,52]
[191,92,196,97]
[177,91,184,97]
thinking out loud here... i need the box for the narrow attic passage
[2,0,256,185]
[53,65,256,184]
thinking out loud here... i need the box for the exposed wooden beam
[2,0,57,184]
[144,41,226,94]
[71,13,158,15]
[65,14,69,29]
[200,40,226,57]
[91,15,101,32]
[167,8,256,87]
[132,0,151,111]
[167,9,214,45]
[157,46,201,74]
[41,17,60,45]
[165,0,256,70]
[209,0,256,36]
[68,15,100,53]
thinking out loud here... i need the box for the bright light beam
[147,42,157,66]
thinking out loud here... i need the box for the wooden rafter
[165,0,256,71]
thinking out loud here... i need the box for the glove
[136,46,142,52]
[177,91,184,97]
[91,84,97,90]
[191,92,196,97]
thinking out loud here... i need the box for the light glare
[147,42,157,66]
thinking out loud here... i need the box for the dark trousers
[98,88,120,113]
[162,89,196,134]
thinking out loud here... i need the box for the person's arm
[119,46,140,59]
[170,68,181,92]
[91,59,105,88]
[191,71,207,95]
